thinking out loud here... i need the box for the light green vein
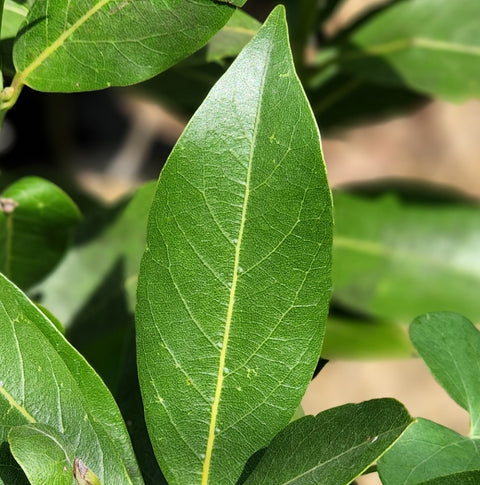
[0,384,36,423]
[14,0,113,86]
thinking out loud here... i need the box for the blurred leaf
[32,182,155,390]
[308,70,426,131]
[0,176,81,290]
[206,10,260,62]
[322,314,412,360]
[378,418,480,485]
[338,0,480,102]
[13,0,245,92]
[8,424,74,485]
[410,312,480,437]
[136,6,332,484]
[244,399,413,485]
[1,0,28,40]
[0,273,142,484]
[332,185,480,322]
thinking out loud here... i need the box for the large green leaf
[338,0,480,101]
[12,0,245,92]
[419,470,480,484]
[136,6,332,485]
[0,176,81,290]
[332,185,480,322]
[0,273,142,484]
[378,418,480,485]
[410,312,480,438]
[243,399,413,485]
[8,424,76,485]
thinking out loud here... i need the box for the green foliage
[136,8,332,484]
[378,313,480,484]
[0,0,480,484]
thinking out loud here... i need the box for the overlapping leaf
[243,399,413,485]
[0,273,142,484]
[0,176,81,290]
[12,0,245,92]
[136,6,332,484]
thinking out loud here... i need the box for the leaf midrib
[16,0,112,85]
[200,32,273,485]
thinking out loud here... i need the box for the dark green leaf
[332,186,480,322]
[136,6,332,484]
[13,0,245,92]
[0,273,143,484]
[8,424,74,485]
[410,312,480,438]
[418,470,480,485]
[0,176,81,290]
[338,0,480,101]
[378,418,480,485]
[322,315,412,360]
[244,399,413,485]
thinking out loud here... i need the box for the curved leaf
[12,0,244,92]
[0,273,143,484]
[0,176,81,289]
[378,418,480,485]
[410,312,480,438]
[136,6,332,485]
[243,399,413,485]
[8,424,75,485]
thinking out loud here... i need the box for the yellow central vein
[201,157,253,485]
[0,384,36,423]
[16,0,112,85]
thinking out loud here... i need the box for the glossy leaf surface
[340,0,480,101]
[378,418,480,485]
[0,176,81,289]
[244,399,413,485]
[332,187,480,322]
[0,273,142,484]
[410,312,480,437]
[8,424,74,485]
[13,0,245,92]
[136,6,332,484]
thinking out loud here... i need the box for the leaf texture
[136,6,332,485]
[13,0,245,92]
[0,273,143,484]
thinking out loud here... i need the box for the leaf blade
[13,0,244,92]
[136,6,332,484]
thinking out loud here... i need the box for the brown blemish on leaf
[0,198,18,214]
[109,1,129,14]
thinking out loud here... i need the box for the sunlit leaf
[136,6,332,484]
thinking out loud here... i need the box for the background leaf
[243,399,413,485]
[332,184,480,322]
[13,0,245,92]
[136,6,332,484]
[338,0,480,101]
[410,312,480,438]
[418,470,480,484]
[0,273,143,484]
[8,424,74,485]
[0,176,81,290]
[378,418,480,485]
